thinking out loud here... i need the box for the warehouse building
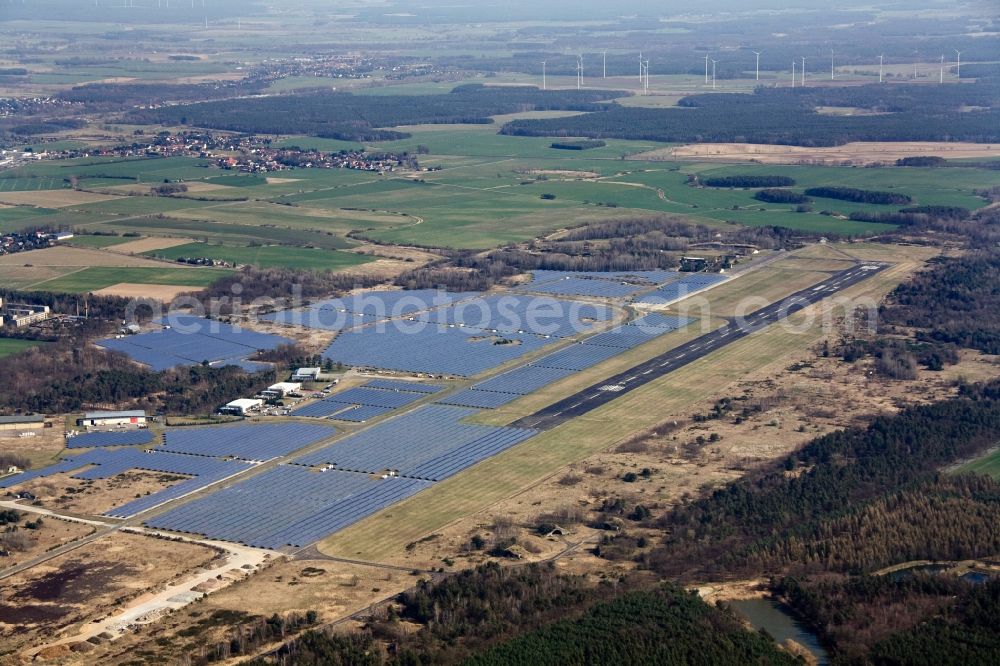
[76,410,148,428]
[219,398,264,416]
[0,415,46,431]
[260,382,302,399]
[292,367,321,382]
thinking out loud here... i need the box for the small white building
[260,382,302,399]
[220,398,263,416]
[77,410,147,428]
[292,367,321,382]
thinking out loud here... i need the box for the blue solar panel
[529,343,623,371]
[260,308,374,331]
[145,467,433,548]
[317,289,473,317]
[98,316,291,371]
[471,365,577,395]
[329,404,397,422]
[634,274,728,305]
[323,325,553,377]
[293,405,536,481]
[66,430,154,449]
[363,379,443,394]
[436,388,519,409]
[160,423,337,461]
[528,277,642,298]
[415,295,612,338]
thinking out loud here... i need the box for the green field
[30,266,230,293]
[144,242,374,270]
[0,338,44,359]
[950,448,1000,481]
[3,143,997,249]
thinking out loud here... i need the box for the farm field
[3,143,997,249]
[63,234,133,248]
[0,338,44,358]
[29,266,228,292]
[144,242,373,270]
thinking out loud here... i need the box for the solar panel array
[160,422,337,461]
[516,269,681,299]
[98,316,291,371]
[634,274,729,305]
[66,430,154,449]
[291,380,442,420]
[145,467,433,549]
[434,313,693,408]
[293,405,536,481]
[260,289,472,332]
[322,325,553,377]
[0,447,253,518]
[414,294,612,338]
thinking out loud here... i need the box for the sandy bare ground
[631,141,1000,165]
[0,246,175,268]
[0,189,120,207]
[92,283,196,300]
[110,236,193,254]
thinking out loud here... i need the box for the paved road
[513,262,888,431]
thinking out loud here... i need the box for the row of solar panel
[66,430,154,449]
[634,274,729,305]
[410,295,612,338]
[322,325,554,377]
[0,447,254,519]
[145,468,433,549]
[161,422,337,461]
[436,314,692,409]
[292,405,536,481]
[291,380,442,420]
[261,289,472,332]
[99,316,291,372]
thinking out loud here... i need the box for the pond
[730,597,829,665]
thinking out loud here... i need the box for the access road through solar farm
[513,262,888,430]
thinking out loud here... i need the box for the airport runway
[512,262,888,430]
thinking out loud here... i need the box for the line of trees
[500,81,1000,147]
[126,86,624,141]
[803,186,912,205]
[701,175,796,188]
[754,188,811,204]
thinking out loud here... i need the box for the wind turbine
[912,49,919,79]
[711,59,717,90]
[878,54,884,83]
[541,61,546,90]
[644,59,650,94]
[603,50,607,78]
[577,55,583,90]
[830,49,836,80]
[954,49,961,78]
[703,54,709,85]
[791,60,796,88]
[801,57,806,86]
[640,52,644,83]
[752,51,760,81]
[939,54,945,83]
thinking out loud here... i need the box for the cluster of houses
[218,368,324,417]
[0,229,72,257]
[15,130,418,176]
